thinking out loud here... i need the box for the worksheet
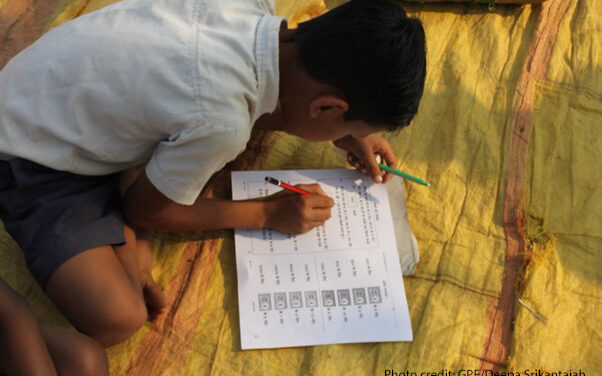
[232,169,413,349]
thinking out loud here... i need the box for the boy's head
[277,0,426,141]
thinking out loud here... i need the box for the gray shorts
[0,158,126,288]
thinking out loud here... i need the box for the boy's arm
[122,171,333,234]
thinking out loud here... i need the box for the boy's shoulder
[0,0,283,182]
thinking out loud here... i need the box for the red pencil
[265,176,310,195]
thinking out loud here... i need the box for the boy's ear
[309,95,349,119]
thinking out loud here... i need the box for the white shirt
[0,0,284,205]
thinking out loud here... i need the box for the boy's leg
[0,159,165,348]
[118,163,167,318]
[45,244,148,347]
[112,225,143,299]
[45,224,167,348]
[132,229,168,319]
[112,225,167,319]
[40,324,109,376]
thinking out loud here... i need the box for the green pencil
[378,163,430,187]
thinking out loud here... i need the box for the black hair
[293,0,426,130]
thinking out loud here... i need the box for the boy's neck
[253,107,283,131]
[253,27,297,132]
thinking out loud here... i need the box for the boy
[0,0,426,348]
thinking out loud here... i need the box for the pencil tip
[265,176,279,185]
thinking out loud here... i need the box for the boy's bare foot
[136,233,168,319]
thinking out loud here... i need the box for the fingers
[348,153,384,183]
[296,188,333,231]
[303,207,331,222]
[310,195,335,209]
[363,152,382,184]
[295,184,334,206]
[293,214,329,234]
[294,220,327,235]
[268,184,334,207]
[382,167,393,183]
[347,153,366,174]
[296,183,327,196]
[376,142,397,183]
[294,197,333,234]
[380,146,397,169]
[303,193,334,209]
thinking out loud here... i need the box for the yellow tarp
[0,0,600,375]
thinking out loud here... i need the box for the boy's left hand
[333,134,397,184]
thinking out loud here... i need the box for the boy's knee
[87,295,147,347]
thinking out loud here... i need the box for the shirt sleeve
[145,125,249,205]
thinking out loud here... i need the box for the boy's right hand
[262,184,334,234]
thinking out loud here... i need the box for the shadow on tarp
[328,0,536,16]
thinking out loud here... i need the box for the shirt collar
[254,14,285,120]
